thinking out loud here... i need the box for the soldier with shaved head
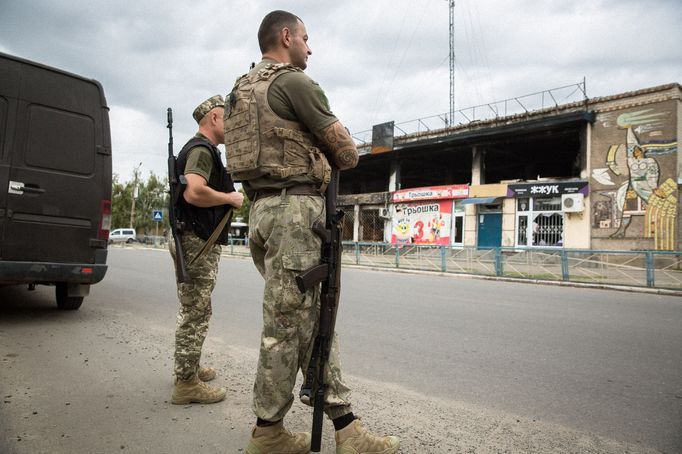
[225,10,400,454]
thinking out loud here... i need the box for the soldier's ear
[282,27,292,48]
[212,110,222,125]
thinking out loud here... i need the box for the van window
[25,105,95,175]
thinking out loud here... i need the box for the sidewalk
[125,243,682,296]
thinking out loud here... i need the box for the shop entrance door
[478,212,502,248]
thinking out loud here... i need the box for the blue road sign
[152,210,163,222]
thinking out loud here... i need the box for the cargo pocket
[280,250,320,313]
[308,149,331,192]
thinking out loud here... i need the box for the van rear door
[0,57,20,259]
[2,56,111,264]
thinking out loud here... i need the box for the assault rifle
[296,167,344,452]
[167,108,190,283]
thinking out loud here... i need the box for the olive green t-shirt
[265,61,338,135]
[243,59,338,197]
[184,133,219,186]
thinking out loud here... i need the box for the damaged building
[338,83,681,251]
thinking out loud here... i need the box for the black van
[0,52,112,310]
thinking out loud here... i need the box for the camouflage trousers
[169,231,222,380]
[249,192,352,421]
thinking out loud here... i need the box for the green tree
[111,170,169,234]
[111,173,133,229]
[112,169,247,235]
[135,172,169,235]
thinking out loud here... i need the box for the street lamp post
[130,162,142,229]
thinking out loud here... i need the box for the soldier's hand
[229,191,245,209]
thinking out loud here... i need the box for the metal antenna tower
[448,0,455,126]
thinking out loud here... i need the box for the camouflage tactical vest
[224,63,330,190]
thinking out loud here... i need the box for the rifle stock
[167,108,190,283]
[298,168,344,452]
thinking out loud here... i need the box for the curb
[340,263,682,297]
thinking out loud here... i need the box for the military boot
[335,419,400,454]
[171,374,226,405]
[198,366,216,382]
[245,420,311,454]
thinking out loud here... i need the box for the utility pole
[449,0,455,126]
[129,162,142,229]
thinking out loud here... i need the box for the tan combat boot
[335,419,400,454]
[245,420,311,454]
[198,366,216,381]
[171,374,226,405]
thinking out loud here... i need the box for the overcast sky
[1,0,680,182]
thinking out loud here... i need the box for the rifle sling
[187,208,233,267]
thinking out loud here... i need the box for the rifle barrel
[167,107,189,283]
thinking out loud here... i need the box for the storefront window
[518,215,528,246]
[516,197,564,248]
[518,198,529,212]
[452,200,464,245]
[532,212,563,247]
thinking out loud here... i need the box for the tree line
[112,170,250,235]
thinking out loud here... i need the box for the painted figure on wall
[591,109,678,250]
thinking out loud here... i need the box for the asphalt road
[1,246,681,453]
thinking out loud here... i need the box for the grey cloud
[0,0,680,180]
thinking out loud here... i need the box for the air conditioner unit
[562,193,584,213]
[379,207,391,219]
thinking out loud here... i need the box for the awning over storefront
[460,197,502,205]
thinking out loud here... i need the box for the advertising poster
[391,185,467,245]
[391,200,453,245]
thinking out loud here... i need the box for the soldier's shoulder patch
[195,151,213,175]
[187,146,213,176]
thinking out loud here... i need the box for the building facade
[338,83,681,251]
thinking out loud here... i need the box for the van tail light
[99,199,112,240]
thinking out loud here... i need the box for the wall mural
[591,109,678,250]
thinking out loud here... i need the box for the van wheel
[55,283,84,310]
[126,238,134,244]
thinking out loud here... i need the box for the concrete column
[463,146,484,248]
[471,146,483,185]
[501,198,516,247]
[565,123,592,250]
[389,160,401,192]
[354,204,360,242]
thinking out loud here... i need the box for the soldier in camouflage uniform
[224,11,400,454]
[169,95,244,405]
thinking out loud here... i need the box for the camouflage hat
[192,95,225,124]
